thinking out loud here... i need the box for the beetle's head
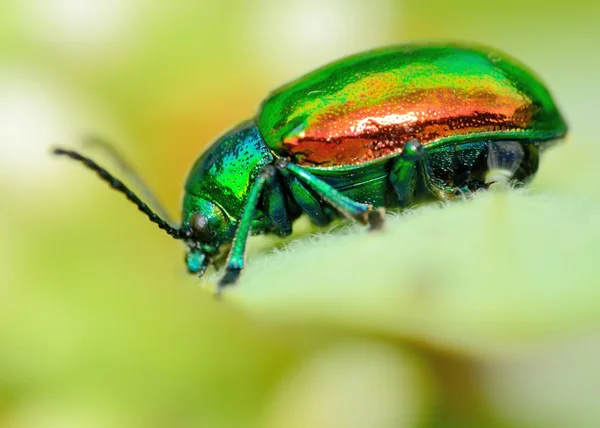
[179,121,273,277]
[182,195,234,277]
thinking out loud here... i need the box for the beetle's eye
[189,213,211,242]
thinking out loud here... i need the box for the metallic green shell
[184,122,273,221]
[257,43,567,168]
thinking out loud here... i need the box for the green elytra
[54,43,567,291]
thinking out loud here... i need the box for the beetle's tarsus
[367,208,385,231]
[217,268,241,294]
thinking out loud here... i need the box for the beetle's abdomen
[258,44,567,168]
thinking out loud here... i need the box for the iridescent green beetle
[55,43,567,290]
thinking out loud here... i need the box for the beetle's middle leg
[390,139,468,204]
[275,158,384,230]
[389,139,426,207]
[420,144,474,201]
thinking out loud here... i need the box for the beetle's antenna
[82,135,175,225]
[53,147,187,240]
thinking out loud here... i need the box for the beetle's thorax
[181,121,274,246]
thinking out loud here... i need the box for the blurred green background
[2,1,600,427]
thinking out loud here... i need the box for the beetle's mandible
[54,43,567,291]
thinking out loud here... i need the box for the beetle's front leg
[218,165,276,292]
[275,158,384,230]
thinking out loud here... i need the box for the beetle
[54,43,567,291]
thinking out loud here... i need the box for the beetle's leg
[422,172,468,200]
[262,175,294,236]
[425,177,473,200]
[389,139,426,207]
[219,165,276,292]
[485,141,528,187]
[276,158,384,230]
[287,176,331,226]
[421,150,471,200]
[391,139,468,201]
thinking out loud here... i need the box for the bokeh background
[2,1,600,427]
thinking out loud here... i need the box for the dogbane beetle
[54,43,567,291]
